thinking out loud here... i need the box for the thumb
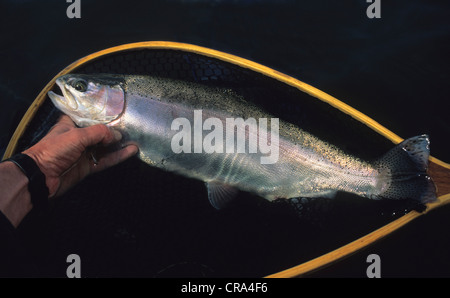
[78,124,122,148]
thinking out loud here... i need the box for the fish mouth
[48,78,78,110]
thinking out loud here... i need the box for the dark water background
[0,0,449,277]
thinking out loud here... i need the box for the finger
[57,114,76,126]
[47,115,76,135]
[90,145,139,174]
[78,124,120,148]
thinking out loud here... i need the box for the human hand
[23,115,138,197]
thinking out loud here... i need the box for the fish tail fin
[375,135,436,204]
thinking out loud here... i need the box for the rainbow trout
[48,74,436,208]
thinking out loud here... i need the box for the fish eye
[73,79,87,92]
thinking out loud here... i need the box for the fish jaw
[48,78,78,110]
[48,89,104,127]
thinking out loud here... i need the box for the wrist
[4,153,50,211]
[22,147,59,198]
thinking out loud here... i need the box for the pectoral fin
[206,182,239,210]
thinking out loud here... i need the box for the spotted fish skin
[48,74,437,208]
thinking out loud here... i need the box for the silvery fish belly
[48,74,437,209]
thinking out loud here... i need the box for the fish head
[48,74,125,127]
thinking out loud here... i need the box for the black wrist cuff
[4,153,49,211]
